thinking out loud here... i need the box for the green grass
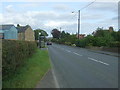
[3,49,51,88]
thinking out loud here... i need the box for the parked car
[47,42,52,45]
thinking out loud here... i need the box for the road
[48,43,118,88]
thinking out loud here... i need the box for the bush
[71,44,76,47]
[2,40,37,80]
[64,42,71,45]
[75,39,87,47]
[109,41,120,47]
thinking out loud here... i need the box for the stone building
[17,25,35,41]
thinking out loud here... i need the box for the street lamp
[72,10,80,39]
[72,0,96,39]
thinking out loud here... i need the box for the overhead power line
[80,0,96,10]
[65,0,96,36]
[77,0,96,38]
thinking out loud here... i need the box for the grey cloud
[112,16,118,20]
[1,1,118,36]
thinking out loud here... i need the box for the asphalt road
[48,43,118,88]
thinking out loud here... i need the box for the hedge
[2,40,37,80]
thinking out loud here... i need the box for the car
[47,42,52,45]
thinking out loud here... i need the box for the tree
[51,29,61,39]
[61,31,66,38]
[34,29,48,40]
[61,31,70,38]
[93,29,104,37]
[111,31,120,41]
[93,27,112,37]
[17,24,20,27]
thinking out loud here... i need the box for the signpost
[38,32,45,48]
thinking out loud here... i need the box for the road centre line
[73,52,82,56]
[55,46,109,66]
[66,50,71,53]
[88,57,109,66]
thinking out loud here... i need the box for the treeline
[51,27,120,47]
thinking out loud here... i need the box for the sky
[0,0,119,37]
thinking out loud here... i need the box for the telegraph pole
[78,10,80,39]
[72,0,96,39]
[60,27,61,31]
[60,27,61,38]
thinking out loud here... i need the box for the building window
[0,33,4,39]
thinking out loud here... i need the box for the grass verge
[3,48,51,88]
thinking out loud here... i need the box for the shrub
[65,42,71,45]
[109,41,120,47]
[2,40,37,80]
[75,39,87,48]
[71,44,76,47]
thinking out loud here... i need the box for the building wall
[76,34,85,39]
[0,30,4,39]
[24,27,35,41]
[3,26,18,40]
[18,32,25,40]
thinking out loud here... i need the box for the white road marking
[66,50,71,53]
[97,61,109,66]
[88,57,109,66]
[73,52,82,56]
[51,69,60,88]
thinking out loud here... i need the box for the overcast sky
[0,0,119,37]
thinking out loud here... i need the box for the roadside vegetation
[2,40,37,80]
[51,27,120,48]
[34,29,48,41]
[2,40,51,88]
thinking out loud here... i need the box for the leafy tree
[93,27,110,37]
[61,31,66,38]
[66,34,77,44]
[34,29,48,40]
[104,33,114,46]
[51,27,120,48]
[51,29,61,39]
[61,31,70,38]
[111,31,120,41]
[85,35,94,45]
[93,29,104,37]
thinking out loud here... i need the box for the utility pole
[78,10,80,39]
[60,27,62,39]
[60,27,61,31]
[72,0,96,39]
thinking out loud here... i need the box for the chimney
[109,26,114,32]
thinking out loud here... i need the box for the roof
[16,25,30,33]
[0,24,14,30]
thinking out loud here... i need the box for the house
[0,24,18,40]
[76,34,85,39]
[16,25,35,41]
